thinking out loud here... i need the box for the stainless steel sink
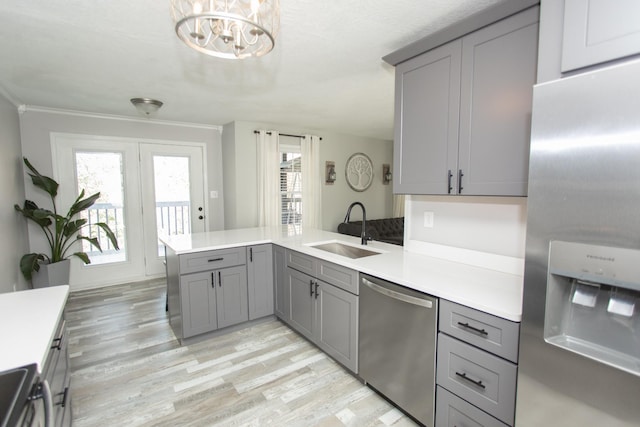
[308,241,382,259]
[0,364,36,426]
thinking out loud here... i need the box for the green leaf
[19,253,46,280]
[63,219,87,237]
[77,236,102,252]
[68,191,100,218]
[72,252,91,265]
[95,222,120,250]
[23,157,59,197]
[15,201,53,228]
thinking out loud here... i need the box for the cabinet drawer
[439,299,519,362]
[436,386,509,427]
[286,250,316,276]
[437,333,516,425]
[179,247,246,274]
[317,260,358,295]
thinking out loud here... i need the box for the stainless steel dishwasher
[359,273,438,427]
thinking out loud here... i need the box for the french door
[139,143,205,276]
[52,134,206,289]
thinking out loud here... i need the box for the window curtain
[256,130,281,227]
[301,135,322,228]
[393,194,405,217]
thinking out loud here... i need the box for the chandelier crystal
[171,0,280,59]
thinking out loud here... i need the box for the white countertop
[0,285,69,373]
[161,227,523,321]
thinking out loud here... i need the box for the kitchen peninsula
[163,226,524,425]
[161,226,522,324]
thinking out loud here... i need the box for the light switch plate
[424,211,434,228]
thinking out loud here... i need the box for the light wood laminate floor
[66,279,419,426]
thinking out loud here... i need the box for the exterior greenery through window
[280,150,302,226]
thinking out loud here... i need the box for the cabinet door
[273,245,289,320]
[216,265,249,329]
[393,40,462,195]
[247,244,274,320]
[458,7,538,196]
[181,271,217,337]
[562,0,640,72]
[315,281,359,373]
[287,267,316,341]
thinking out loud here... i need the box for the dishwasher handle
[362,277,433,308]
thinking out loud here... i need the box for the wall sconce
[382,164,392,184]
[326,161,337,184]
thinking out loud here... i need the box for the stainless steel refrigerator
[516,59,640,426]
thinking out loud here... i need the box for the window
[279,142,302,226]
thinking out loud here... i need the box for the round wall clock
[345,152,373,192]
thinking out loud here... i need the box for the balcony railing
[83,201,190,257]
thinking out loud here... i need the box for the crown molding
[20,105,224,132]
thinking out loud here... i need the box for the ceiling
[0,0,507,140]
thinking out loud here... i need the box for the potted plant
[15,157,120,287]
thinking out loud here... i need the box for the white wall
[19,108,226,255]
[0,94,29,293]
[222,120,393,231]
[407,195,527,259]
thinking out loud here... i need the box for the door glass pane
[154,155,191,256]
[75,152,126,265]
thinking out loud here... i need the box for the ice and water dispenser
[544,241,640,376]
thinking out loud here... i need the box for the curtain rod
[254,130,322,140]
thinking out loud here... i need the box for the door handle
[211,272,214,288]
[447,169,453,194]
[458,169,464,194]
[309,279,314,296]
[314,282,319,299]
[218,271,222,287]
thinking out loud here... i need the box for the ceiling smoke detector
[130,98,163,117]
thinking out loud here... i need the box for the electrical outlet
[423,211,434,228]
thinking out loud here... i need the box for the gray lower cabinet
[273,245,288,320]
[284,250,359,373]
[393,6,538,196]
[181,265,248,337]
[166,246,248,340]
[561,0,640,72]
[45,315,72,427]
[247,244,274,320]
[436,386,508,427]
[436,300,520,427]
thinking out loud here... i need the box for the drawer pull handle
[59,386,69,407]
[51,337,63,350]
[208,257,224,262]
[457,321,488,336]
[455,371,486,389]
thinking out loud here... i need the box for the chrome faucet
[343,202,371,245]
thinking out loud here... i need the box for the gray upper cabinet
[393,7,538,196]
[246,244,274,320]
[458,8,538,196]
[394,40,462,195]
[561,0,640,72]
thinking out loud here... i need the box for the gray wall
[0,94,28,293]
[19,109,225,256]
[222,120,393,232]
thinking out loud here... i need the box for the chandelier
[171,0,280,59]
